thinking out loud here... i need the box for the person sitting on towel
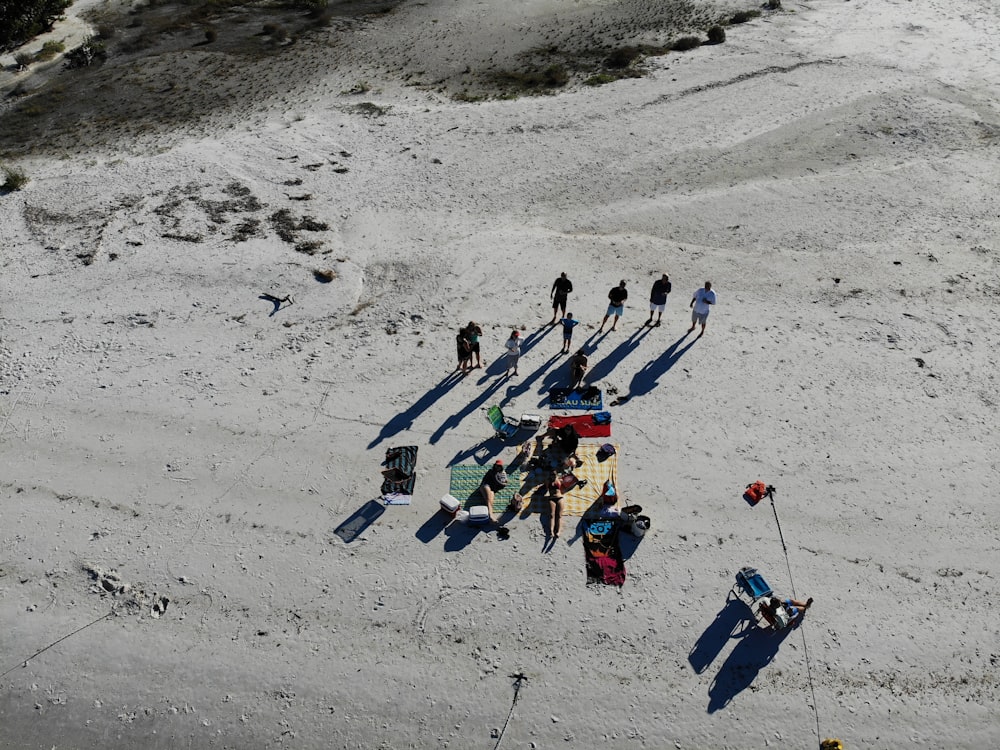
[546,424,580,460]
[478,460,509,523]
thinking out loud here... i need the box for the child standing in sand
[560,313,578,353]
[504,330,521,377]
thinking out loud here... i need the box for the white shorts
[649,302,665,313]
[691,310,709,325]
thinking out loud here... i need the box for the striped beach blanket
[449,464,520,512]
[518,442,619,518]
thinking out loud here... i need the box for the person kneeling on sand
[477,460,508,523]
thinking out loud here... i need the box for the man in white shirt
[687,281,717,336]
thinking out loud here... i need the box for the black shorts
[552,296,567,310]
[470,341,480,353]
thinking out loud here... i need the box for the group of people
[454,321,484,374]
[475,422,587,538]
[454,272,719,379]
[550,273,718,338]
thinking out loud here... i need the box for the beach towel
[547,414,611,438]
[449,464,519,513]
[583,517,626,585]
[519,442,619,518]
[549,386,603,411]
[381,446,418,498]
[333,499,386,543]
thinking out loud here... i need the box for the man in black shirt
[599,280,628,332]
[550,272,574,325]
[646,273,671,327]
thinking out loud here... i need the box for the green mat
[449,464,519,512]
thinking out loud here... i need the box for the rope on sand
[494,672,527,750]
[2,610,115,678]
[769,492,823,749]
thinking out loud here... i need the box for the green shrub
[707,25,726,44]
[35,39,64,60]
[65,37,107,68]
[730,9,761,24]
[584,73,616,86]
[2,165,29,191]
[671,36,702,52]
[606,46,641,69]
[14,52,33,68]
[204,27,217,42]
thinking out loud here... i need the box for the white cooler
[440,494,461,516]
[468,505,491,525]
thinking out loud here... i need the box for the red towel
[548,414,611,438]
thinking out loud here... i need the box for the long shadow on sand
[429,372,509,445]
[368,371,464,449]
[476,324,555,384]
[613,333,697,405]
[499,351,562,409]
[707,617,791,713]
[688,598,752,674]
[584,325,651,384]
[534,330,607,404]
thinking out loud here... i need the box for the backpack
[744,481,769,505]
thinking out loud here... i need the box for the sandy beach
[1,0,999,747]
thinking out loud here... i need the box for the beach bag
[592,411,612,425]
[744,480,768,505]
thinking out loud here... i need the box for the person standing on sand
[688,281,717,337]
[504,330,521,377]
[569,348,588,389]
[599,280,628,332]
[646,273,671,327]
[550,272,573,325]
[560,312,579,353]
[466,321,483,368]
[545,469,566,539]
[456,327,473,374]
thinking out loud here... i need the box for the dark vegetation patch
[0,0,406,157]
[452,0,769,100]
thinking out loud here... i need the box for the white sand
[1,0,999,747]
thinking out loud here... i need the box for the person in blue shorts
[560,312,579,353]
[599,280,628,332]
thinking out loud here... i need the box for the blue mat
[549,387,603,410]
